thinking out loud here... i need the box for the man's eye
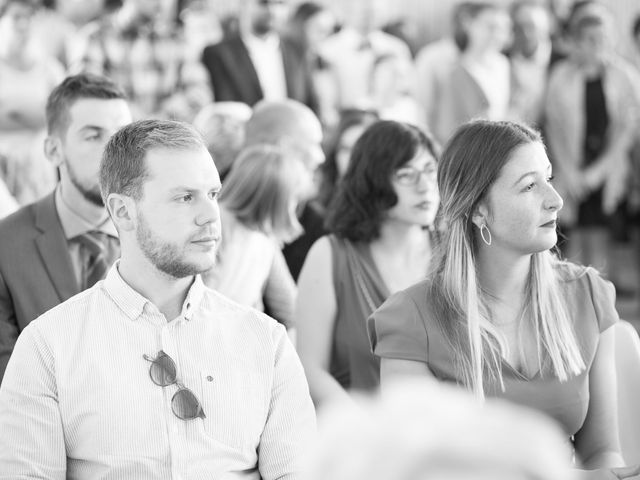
[208,191,219,200]
[524,183,535,191]
[179,194,193,202]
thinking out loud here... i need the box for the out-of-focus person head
[239,0,291,37]
[286,1,335,53]
[122,0,174,24]
[305,379,576,480]
[566,2,614,66]
[179,0,223,59]
[317,108,379,208]
[326,120,440,242]
[0,0,38,47]
[100,120,221,278]
[510,1,552,58]
[458,2,511,54]
[245,99,324,201]
[45,73,132,207]
[220,144,304,244]
[193,101,252,180]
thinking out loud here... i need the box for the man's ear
[471,201,489,229]
[44,136,63,168]
[106,194,136,232]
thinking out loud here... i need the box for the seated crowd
[0,0,640,479]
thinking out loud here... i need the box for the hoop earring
[480,224,492,246]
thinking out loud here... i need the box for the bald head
[245,99,322,146]
[245,99,324,201]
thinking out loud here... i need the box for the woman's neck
[373,220,430,255]
[476,247,531,303]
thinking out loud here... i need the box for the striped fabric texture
[0,264,316,479]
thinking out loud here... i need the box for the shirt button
[206,375,213,382]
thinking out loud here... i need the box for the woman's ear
[471,201,489,229]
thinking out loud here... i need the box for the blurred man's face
[512,6,551,58]
[56,98,132,206]
[573,23,611,66]
[248,0,289,36]
[281,115,324,202]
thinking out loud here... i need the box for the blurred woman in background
[204,144,304,330]
[296,120,439,407]
[285,1,338,127]
[544,4,639,288]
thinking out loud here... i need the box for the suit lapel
[34,193,80,301]
[226,37,263,102]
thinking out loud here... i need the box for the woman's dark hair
[326,120,438,242]
[286,1,326,52]
[317,108,379,208]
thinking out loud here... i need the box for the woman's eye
[179,194,193,202]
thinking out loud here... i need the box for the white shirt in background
[243,33,288,100]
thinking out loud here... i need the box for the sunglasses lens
[149,353,177,387]
[172,389,206,420]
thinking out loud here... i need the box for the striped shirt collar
[103,261,206,322]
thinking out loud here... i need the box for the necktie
[73,231,120,289]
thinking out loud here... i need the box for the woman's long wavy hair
[431,120,585,399]
[326,120,439,242]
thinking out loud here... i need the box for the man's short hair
[46,73,127,136]
[100,119,208,204]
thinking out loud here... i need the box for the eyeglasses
[393,163,437,186]
[143,350,206,420]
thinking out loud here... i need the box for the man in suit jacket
[0,74,132,380]
[201,0,317,111]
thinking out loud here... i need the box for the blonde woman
[204,144,304,329]
[369,120,636,475]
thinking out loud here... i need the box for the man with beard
[0,119,316,479]
[0,73,132,380]
[201,0,317,110]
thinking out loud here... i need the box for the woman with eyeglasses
[295,120,439,407]
[369,120,639,477]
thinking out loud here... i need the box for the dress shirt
[55,186,118,288]
[243,33,288,101]
[0,262,316,479]
[463,53,510,121]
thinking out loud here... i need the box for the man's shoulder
[202,287,283,332]
[0,196,53,251]
[203,36,243,56]
[25,286,101,340]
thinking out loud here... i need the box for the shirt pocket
[199,369,267,451]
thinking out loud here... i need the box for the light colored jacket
[544,57,640,226]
